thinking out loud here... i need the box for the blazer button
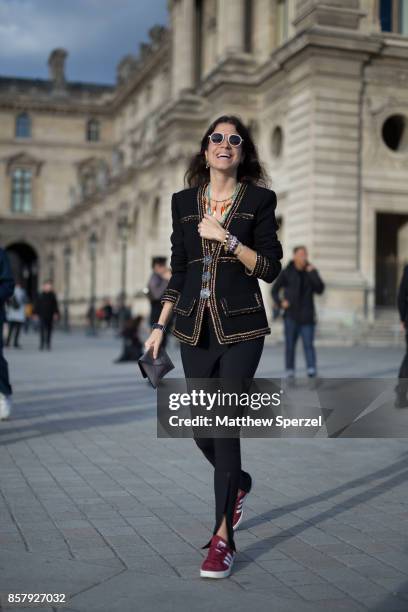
[202,271,211,281]
[200,288,211,299]
[203,255,212,264]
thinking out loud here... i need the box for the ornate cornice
[5,151,44,175]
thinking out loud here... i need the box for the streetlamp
[87,232,98,336]
[47,252,55,283]
[63,244,72,332]
[117,211,129,331]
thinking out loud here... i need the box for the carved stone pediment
[6,151,44,175]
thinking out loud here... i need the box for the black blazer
[161,182,283,345]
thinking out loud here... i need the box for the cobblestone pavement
[0,329,407,612]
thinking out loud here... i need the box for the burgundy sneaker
[200,535,235,579]
[232,489,247,530]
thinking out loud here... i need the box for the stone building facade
[1,0,408,335]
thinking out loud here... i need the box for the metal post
[47,252,55,283]
[121,238,127,303]
[87,233,98,336]
[117,214,129,332]
[63,244,71,332]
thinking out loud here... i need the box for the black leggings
[180,307,264,551]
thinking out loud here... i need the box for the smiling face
[204,122,244,176]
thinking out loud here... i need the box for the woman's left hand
[198,214,226,242]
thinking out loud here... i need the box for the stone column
[216,0,245,59]
[252,0,274,62]
[360,0,381,34]
[170,0,195,98]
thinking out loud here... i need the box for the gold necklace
[209,194,235,204]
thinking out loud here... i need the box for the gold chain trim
[180,214,199,223]
[173,296,196,316]
[161,288,180,304]
[233,212,254,219]
[171,183,272,345]
[220,292,262,317]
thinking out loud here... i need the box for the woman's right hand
[144,328,164,359]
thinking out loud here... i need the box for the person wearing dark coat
[33,281,60,350]
[395,265,408,407]
[146,257,171,347]
[272,245,324,379]
[0,248,15,419]
[114,316,144,363]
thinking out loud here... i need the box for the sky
[0,0,168,85]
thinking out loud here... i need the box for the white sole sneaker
[0,394,11,420]
[200,555,235,579]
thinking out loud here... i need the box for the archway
[6,242,39,301]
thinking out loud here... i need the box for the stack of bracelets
[222,230,242,255]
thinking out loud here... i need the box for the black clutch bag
[138,345,174,388]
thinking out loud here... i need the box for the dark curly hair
[184,114,270,188]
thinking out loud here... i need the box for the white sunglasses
[208,132,244,147]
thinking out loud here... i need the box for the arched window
[15,112,31,138]
[86,118,100,142]
[11,168,33,213]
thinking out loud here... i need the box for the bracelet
[152,323,166,333]
[222,230,230,249]
[234,241,244,256]
[225,233,239,254]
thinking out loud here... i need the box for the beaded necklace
[205,182,240,225]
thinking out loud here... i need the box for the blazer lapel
[196,181,248,260]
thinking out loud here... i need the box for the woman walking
[145,115,283,578]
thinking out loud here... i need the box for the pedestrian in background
[272,245,324,382]
[102,298,113,328]
[0,248,15,420]
[33,280,60,351]
[5,281,27,349]
[24,301,34,333]
[114,315,144,363]
[146,257,171,348]
[395,264,408,408]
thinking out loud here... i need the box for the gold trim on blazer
[165,182,283,346]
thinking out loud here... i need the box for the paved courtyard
[0,328,407,611]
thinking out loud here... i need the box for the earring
[206,161,209,169]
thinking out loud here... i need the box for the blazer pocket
[173,295,197,316]
[220,292,263,317]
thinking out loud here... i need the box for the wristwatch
[152,323,166,332]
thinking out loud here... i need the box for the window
[11,168,32,213]
[15,112,31,138]
[271,126,284,158]
[379,0,408,35]
[276,0,289,46]
[86,119,100,142]
[382,114,408,152]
